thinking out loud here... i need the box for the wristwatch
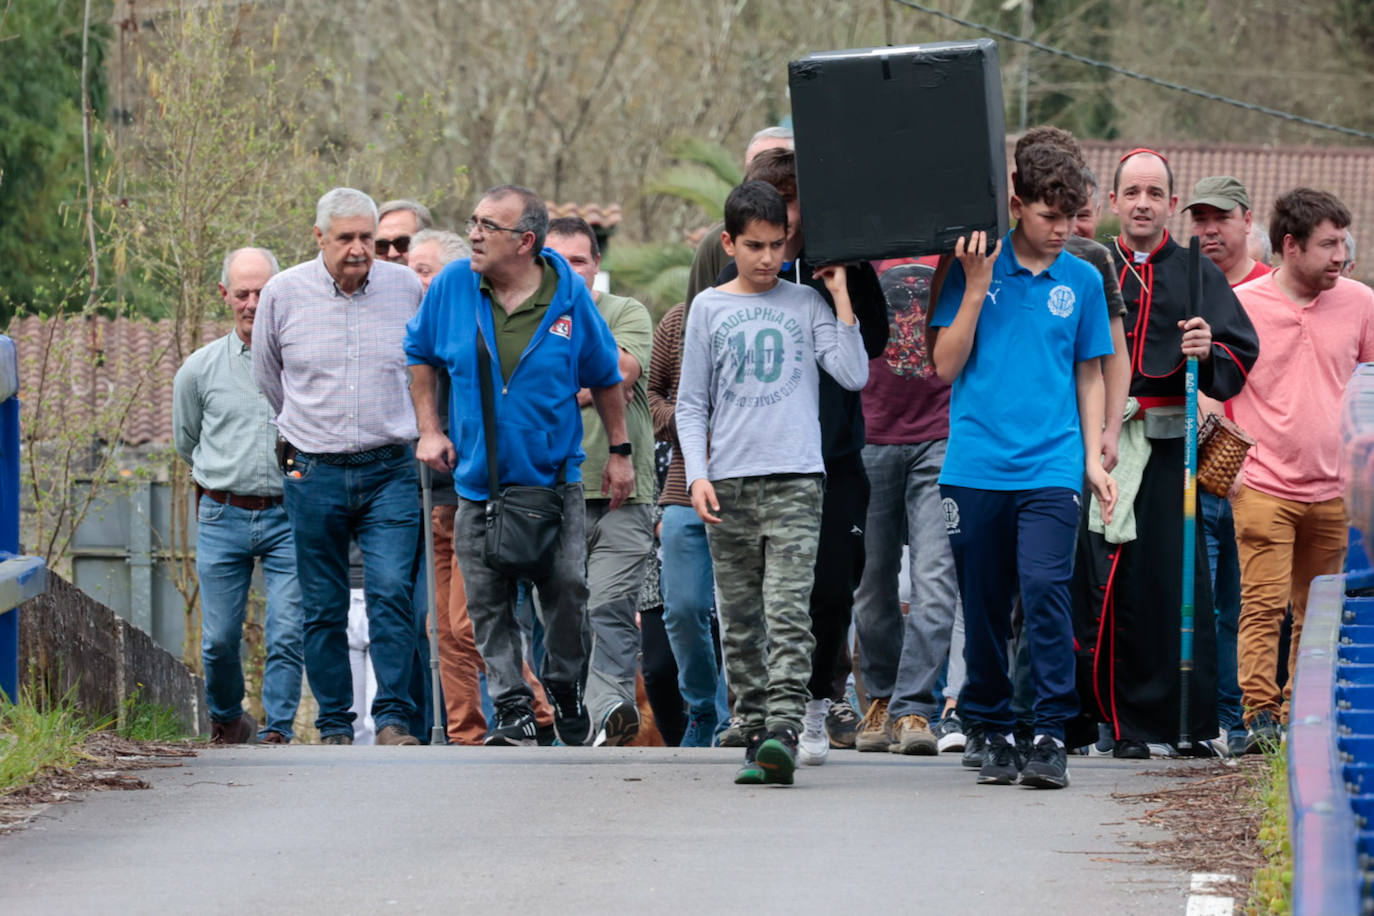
[608,442,632,456]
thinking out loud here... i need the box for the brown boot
[210,712,257,745]
[855,697,892,752]
[892,714,938,755]
[259,731,289,745]
[376,724,421,746]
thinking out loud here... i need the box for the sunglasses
[376,235,411,256]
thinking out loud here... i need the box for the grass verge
[0,686,104,795]
[118,687,189,743]
[1248,746,1293,915]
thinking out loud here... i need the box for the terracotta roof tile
[545,201,623,229]
[6,317,227,446]
[1073,140,1374,282]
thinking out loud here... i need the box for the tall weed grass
[0,687,104,795]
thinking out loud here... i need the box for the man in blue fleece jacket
[405,185,633,747]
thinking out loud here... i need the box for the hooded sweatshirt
[404,248,622,500]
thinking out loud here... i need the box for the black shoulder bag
[476,328,565,578]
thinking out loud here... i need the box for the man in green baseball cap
[1186,174,1272,755]
[1186,176,1270,286]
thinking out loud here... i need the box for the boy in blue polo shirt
[931,143,1117,789]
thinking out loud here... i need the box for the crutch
[420,462,445,745]
[1178,236,1202,753]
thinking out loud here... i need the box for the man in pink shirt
[1230,188,1374,752]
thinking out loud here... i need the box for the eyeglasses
[464,217,525,237]
[375,235,411,257]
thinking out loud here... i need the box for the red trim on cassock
[1213,342,1249,382]
[1093,548,1125,736]
[1134,395,1184,412]
[1116,232,1187,380]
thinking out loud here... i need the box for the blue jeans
[283,450,421,737]
[1201,491,1244,732]
[659,505,728,744]
[196,496,303,737]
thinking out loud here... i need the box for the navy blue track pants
[939,485,1080,741]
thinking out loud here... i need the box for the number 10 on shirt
[729,329,785,383]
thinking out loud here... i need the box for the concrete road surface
[0,746,1199,914]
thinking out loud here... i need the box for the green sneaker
[756,727,799,786]
[734,759,766,784]
[734,731,766,785]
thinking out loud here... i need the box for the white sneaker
[798,698,831,766]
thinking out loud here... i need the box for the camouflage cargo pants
[706,474,823,734]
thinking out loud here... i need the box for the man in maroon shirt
[850,258,963,756]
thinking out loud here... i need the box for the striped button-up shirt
[252,254,422,453]
[173,331,282,495]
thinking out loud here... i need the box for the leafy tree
[0,1,110,322]
[605,136,740,318]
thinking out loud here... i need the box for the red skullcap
[1119,147,1169,164]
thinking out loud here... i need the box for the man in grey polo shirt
[253,187,426,746]
[174,246,303,744]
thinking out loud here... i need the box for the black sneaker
[734,731,767,785]
[717,716,748,748]
[544,679,591,747]
[1245,711,1282,755]
[1020,736,1070,789]
[756,727,798,786]
[1113,739,1150,759]
[977,732,1023,785]
[1013,723,1034,762]
[826,699,860,749]
[593,700,640,747]
[1090,722,1115,756]
[1226,729,1249,758]
[485,702,538,746]
[961,725,988,769]
[934,708,966,753]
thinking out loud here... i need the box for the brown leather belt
[198,486,282,511]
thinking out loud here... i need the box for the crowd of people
[171,122,1374,789]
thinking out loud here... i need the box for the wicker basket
[1197,414,1256,497]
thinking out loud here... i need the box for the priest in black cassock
[1072,149,1259,758]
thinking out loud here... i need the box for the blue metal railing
[0,334,48,703]
[1290,363,1374,915]
[1289,574,1361,915]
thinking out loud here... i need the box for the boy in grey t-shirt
[676,181,868,785]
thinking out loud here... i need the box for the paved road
[0,745,1195,914]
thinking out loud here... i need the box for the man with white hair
[174,246,303,744]
[253,187,426,746]
[407,229,468,295]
